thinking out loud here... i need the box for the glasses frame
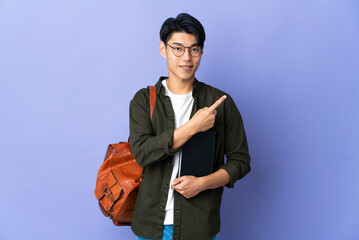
[165,43,202,57]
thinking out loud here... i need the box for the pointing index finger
[209,95,227,111]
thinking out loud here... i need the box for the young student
[129,13,251,240]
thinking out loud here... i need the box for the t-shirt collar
[155,76,201,96]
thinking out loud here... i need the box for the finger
[209,95,227,111]
[171,177,184,186]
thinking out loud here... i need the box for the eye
[191,47,200,52]
[175,47,182,51]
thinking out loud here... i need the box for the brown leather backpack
[94,86,156,226]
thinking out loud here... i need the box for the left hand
[171,176,204,199]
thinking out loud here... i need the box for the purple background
[1,0,358,239]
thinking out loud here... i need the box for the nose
[182,48,192,61]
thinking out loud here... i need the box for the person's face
[159,32,203,82]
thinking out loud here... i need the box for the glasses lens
[190,46,201,57]
[172,46,184,57]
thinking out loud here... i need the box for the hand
[171,176,204,199]
[189,95,227,133]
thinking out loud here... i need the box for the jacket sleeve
[129,88,180,167]
[219,95,251,188]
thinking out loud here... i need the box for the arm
[129,89,180,167]
[130,89,226,167]
[219,95,251,188]
[171,169,230,199]
[171,95,228,149]
[172,95,251,197]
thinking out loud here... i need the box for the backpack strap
[139,86,156,183]
[148,86,156,121]
[128,86,156,144]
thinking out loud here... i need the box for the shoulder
[198,81,236,106]
[131,88,149,105]
[199,81,234,99]
[129,88,151,114]
[198,81,243,122]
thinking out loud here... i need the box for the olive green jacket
[130,77,251,240]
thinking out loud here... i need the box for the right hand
[189,95,227,133]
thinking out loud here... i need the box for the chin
[180,76,195,81]
[178,72,195,81]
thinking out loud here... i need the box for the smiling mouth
[179,65,193,71]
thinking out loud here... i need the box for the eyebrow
[171,42,199,47]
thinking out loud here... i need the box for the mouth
[179,65,194,71]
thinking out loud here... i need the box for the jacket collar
[154,76,201,96]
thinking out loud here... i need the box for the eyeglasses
[166,43,202,57]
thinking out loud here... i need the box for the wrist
[197,176,208,192]
[185,119,198,136]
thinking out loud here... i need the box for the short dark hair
[160,13,206,48]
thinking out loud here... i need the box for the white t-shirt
[162,79,194,225]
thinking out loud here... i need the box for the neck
[166,76,194,95]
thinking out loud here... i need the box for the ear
[159,41,167,59]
